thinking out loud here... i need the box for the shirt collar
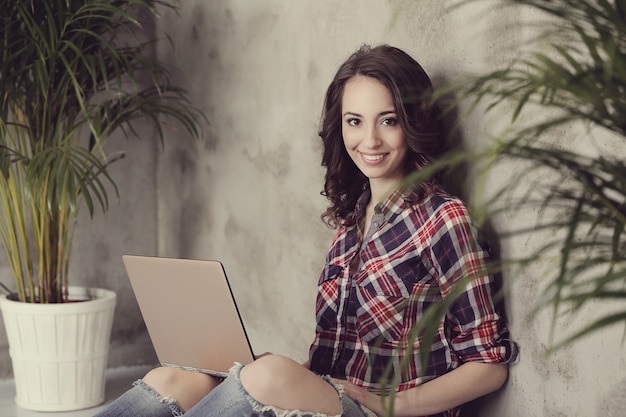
[349,183,425,226]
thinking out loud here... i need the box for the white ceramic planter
[0,287,116,411]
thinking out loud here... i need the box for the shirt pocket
[354,269,411,344]
[315,264,344,332]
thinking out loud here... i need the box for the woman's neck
[368,178,402,206]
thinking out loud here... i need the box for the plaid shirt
[308,185,517,417]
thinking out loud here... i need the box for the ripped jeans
[93,363,375,417]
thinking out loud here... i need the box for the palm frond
[448,0,626,347]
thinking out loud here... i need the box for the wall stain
[172,146,197,176]
[190,3,205,43]
[243,142,291,178]
[596,378,626,416]
[224,215,264,268]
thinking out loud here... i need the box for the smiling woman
[311,44,518,417]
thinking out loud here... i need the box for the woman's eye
[347,118,361,126]
[381,118,398,126]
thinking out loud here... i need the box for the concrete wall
[1,1,624,415]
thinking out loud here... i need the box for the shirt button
[373,222,379,228]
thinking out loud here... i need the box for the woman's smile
[359,151,388,163]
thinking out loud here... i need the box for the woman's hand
[331,378,385,416]
[334,363,508,416]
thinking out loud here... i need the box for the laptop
[122,255,256,378]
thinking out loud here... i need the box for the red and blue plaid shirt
[308,185,517,416]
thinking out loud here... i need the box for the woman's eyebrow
[342,110,396,118]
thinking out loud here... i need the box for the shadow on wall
[432,75,512,417]
[433,73,509,317]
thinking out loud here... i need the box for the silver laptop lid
[123,255,255,376]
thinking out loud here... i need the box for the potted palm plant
[0,0,203,411]
[451,0,626,348]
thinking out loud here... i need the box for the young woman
[95,44,517,417]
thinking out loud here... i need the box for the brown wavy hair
[319,44,445,228]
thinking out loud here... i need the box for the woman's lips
[359,151,387,164]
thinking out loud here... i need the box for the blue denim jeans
[93,363,375,417]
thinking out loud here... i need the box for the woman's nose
[362,126,382,148]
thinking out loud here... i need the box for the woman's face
[341,75,408,191]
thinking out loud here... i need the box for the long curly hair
[319,44,445,228]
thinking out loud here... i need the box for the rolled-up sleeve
[429,200,519,364]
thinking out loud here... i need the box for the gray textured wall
[1,1,625,416]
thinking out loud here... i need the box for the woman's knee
[240,354,299,388]
[240,355,341,415]
[142,367,220,412]
[142,367,176,391]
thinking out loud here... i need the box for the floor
[0,366,152,417]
